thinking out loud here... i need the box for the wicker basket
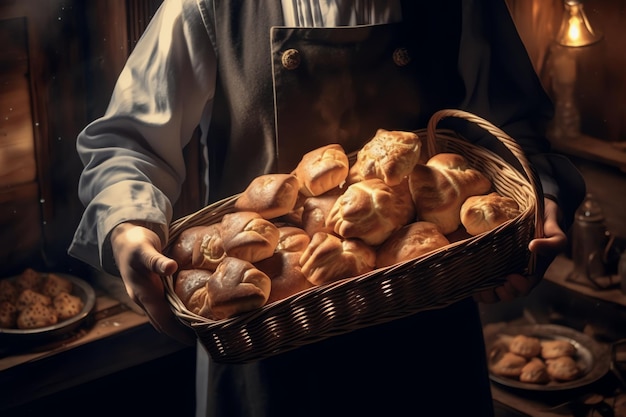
[162,109,544,364]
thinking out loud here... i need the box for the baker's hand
[473,198,566,304]
[110,222,196,345]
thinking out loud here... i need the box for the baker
[69,1,586,416]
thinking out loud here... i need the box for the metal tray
[484,323,611,391]
[0,273,96,346]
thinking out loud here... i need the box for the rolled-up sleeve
[69,0,217,274]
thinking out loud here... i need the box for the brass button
[281,48,301,70]
[392,47,411,67]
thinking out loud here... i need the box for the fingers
[110,222,194,345]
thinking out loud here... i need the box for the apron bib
[270,23,422,173]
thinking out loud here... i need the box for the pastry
[205,257,271,320]
[234,173,300,219]
[376,221,449,268]
[541,339,576,359]
[174,268,214,318]
[220,211,280,263]
[519,358,550,384]
[16,303,58,329]
[509,334,542,359]
[546,356,580,381]
[408,153,492,234]
[15,268,42,292]
[299,232,376,286]
[348,128,422,186]
[326,178,415,246]
[490,352,527,378]
[41,273,73,298]
[53,291,85,320]
[16,289,52,311]
[300,189,341,236]
[292,144,350,197]
[460,192,520,235]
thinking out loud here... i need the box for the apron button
[281,49,301,70]
[392,47,411,67]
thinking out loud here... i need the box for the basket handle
[426,109,545,243]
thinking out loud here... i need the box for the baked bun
[519,358,550,384]
[460,192,521,235]
[256,251,313,304]
[275,226,311,252]
[174,268,213,318]
[546,356,580,381]
[376,221,449,268]
[540,340,576,359]
[408,153,492,234]
[490,352,527,378]
[206,257,271,320]
[349,129,422,186]
[509,334,542,359]
[326,178,415,246]
[168,224,225,271]
[220,211,280,263]
[300,232,376,286]
[301,189,341,236]
[292,144,350,197]
[234,174,300,219]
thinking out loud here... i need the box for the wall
[507,0,626,142]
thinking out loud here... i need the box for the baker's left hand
[473,198,566,304]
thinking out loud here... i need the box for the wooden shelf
[551,134,626,172]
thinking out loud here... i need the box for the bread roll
[255,226,313,303]
[174,268,213,318]
[460,192,520,235]
[509,334,542,359]
[292,144,350,197]
[256,251,313,304]
[301,189,341,236]
[220,211,280,263]
[408,153,492,234]
[519,358,550,384]
[234,173,300,219]
[490,352,527,378]
[376,221,449,268]
[191,224,226,271]
[168,225,225,271]
[300,232,376,286]
[546,356,580,381]
[349,129,422,186]
[42,273,73,298]
[206,257,271,320]
[540,340,576,359]
[326,178,415,246]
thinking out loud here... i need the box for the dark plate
[0,274,96,345]
[484,323,611,391]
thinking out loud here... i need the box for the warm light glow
[556,0,602,47]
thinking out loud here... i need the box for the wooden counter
[0,281,190,413]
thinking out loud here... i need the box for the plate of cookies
[484,324,611,391]
[0,268,96,345]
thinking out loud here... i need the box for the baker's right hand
[110,222,196,345]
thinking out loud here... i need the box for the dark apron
[270,23,422,173]
[203,23,494,417]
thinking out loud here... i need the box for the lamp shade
[556,0,602,47]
